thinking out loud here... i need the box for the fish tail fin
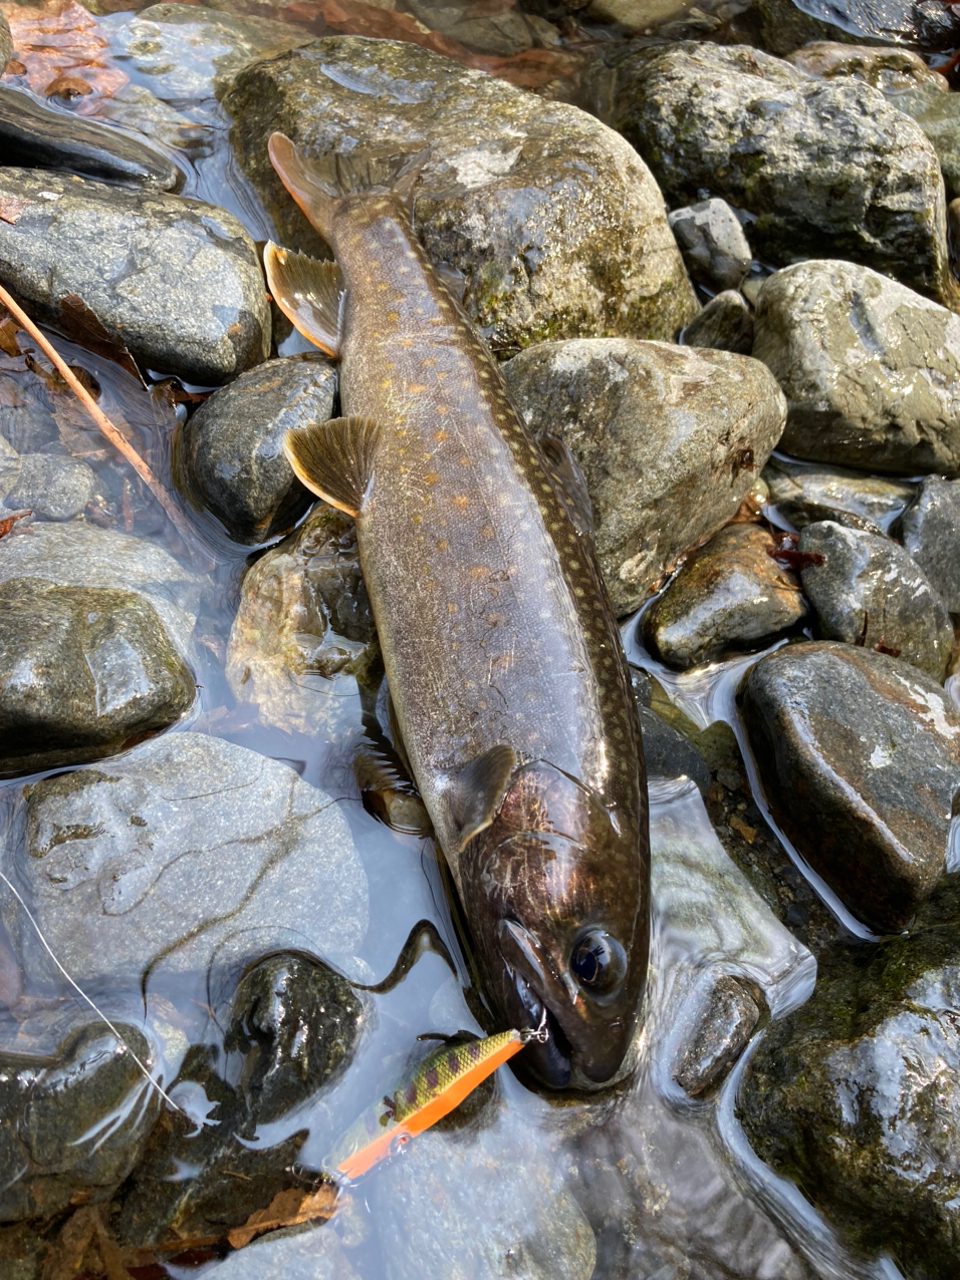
[268,132,429,239]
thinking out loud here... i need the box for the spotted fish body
[330,1029,527,1181]
[267,134,649,1089]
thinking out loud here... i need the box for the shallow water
[0,1,948,1276]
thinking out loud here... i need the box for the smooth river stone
[763,456,915,534]
[1,733,370,988]
[0,578,196,776]
[753,259,960,474]
[740,641,960,932]
[739,878,960,1280]
[641,522,808,669]
[0,167,270,385]
[176,354,336,545]
[503,338,785,615]
[798,520,954,682]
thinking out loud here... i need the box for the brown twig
[0,281,195,543]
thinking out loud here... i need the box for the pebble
[667,198,752,292]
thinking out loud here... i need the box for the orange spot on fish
[424,473,439,485]
[453,495,470,510]
[447,602,459,614]
[407,384,428,394]
[434,430,450,443]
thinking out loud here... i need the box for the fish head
[459,760,648,1090]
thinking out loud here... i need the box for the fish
[265,132,649,1090]
[330,1026,542,1181]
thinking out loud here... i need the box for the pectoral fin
[264,242,344,357]
[451,744,518,852]
[284,417,380,518]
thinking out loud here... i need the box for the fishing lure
[330,1022,546,1182]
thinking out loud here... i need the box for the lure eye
[570,930,626,994]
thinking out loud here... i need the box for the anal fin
[264,242,344,357]
[452,744,518,852]
[285,416,380,518]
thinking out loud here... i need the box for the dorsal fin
[451,745,518,852]
[539,433,595,539]
[284,417,380,518]
[264,242,344,357]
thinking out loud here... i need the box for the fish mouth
[497,919,627,1089]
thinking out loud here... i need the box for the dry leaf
[226,1183,339,1250]
[3,0,127,105]
[0,195,30,227]
[0,510,31,539]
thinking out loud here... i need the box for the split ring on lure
[331,1019,549,1182]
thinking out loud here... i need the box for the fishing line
[0,869,184,1114]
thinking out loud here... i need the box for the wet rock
[0,12,10,69]
[176,355,336,545]
[797,521,953,681]
[739,878,960,1279]
[640,522,808,670]
[0,436,18,493]
[1,732,370,988]
[667,198,752,292]
[740,641,960,932]
[502,338,785,615]
[602,42,955,306]
[227,953,363,1125]
[897,476,960,613]
[224,37,698,351]
[785,43,960,198]
[372,1102,597,1280]
[0,522,201,660]
[105,3,314,102]
[226,504,378,735]
[404,0,559,53]
[763,456,915,534]
[753,259,960,474]
[0,578,196,777]
[1,452,96,521]
[0,84,184,192]
[0,168,270,386]
[755,0,960,54]
[673,973,762,1097]
[632,672,712,797]
[681,289,753,354]
[0,1022,161,1221]
[118,956,364,1249]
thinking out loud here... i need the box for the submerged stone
[226,504,378,736]
[503,338,785,615]
[740,641,960,932]
[1,453,96,521]
[0,578,196,777]
[797,521,953,681]
[224,36,698,351]
[0,1022,161,1222]
[0,167,270,385]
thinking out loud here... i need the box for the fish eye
[570,930,626,994]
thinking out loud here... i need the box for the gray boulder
[223,37,698,350]
[502,338,785,615]
[798,520,954,680]
[1,732,370,988]
[754,259,960,474]
[176,354,336,545]
[681,289,753,354]
[601,41,955,307]
[740,641,960,932]
[0,168,270,385]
